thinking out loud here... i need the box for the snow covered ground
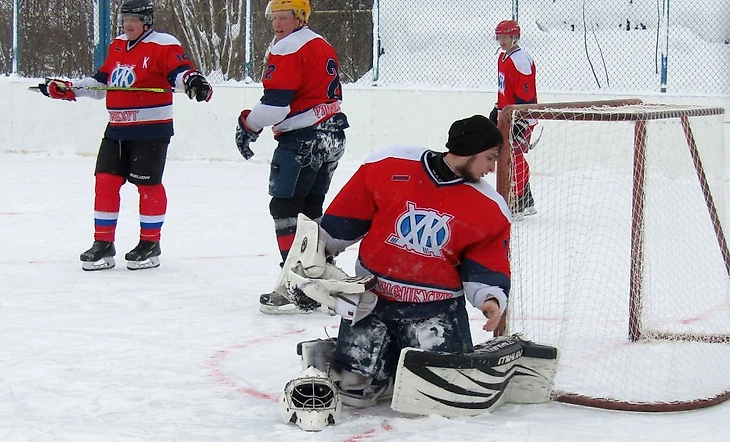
[2,153,729,441]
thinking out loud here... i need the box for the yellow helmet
[265,0,311,23]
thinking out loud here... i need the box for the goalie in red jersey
[275,117,554,423]
[314,115,511,407]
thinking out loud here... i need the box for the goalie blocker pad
[391,336,559,417]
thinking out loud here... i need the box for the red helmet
[495,20,520,36]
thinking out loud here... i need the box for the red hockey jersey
[321,146,511,311]
[497,47,537,110]
[245,27,344,135]
[79,30,194,140]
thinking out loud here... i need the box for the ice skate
[259,288,319,315]
[125,240,161,270]
[511,184,536,220]
[80,241,116,271]
[522,184,537,216]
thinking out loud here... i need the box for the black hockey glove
[489,106,498,124]
[512,119,529,145]
[182,70,213,102]
[235,109,261,160]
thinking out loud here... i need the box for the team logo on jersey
[386,202,452,258]
[498,72,505,94]
[109,63,137,87]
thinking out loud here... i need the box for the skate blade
[259,303,330,315]
[81,257,115,271]
[259,302,311,315]
[126,256,160,270]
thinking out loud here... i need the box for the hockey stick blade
[529,126,544,150]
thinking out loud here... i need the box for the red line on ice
[207,326,393,441]
[207,328,306,402]
[341,423,393,442]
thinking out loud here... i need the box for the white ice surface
[1,154,729,441]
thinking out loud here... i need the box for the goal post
[495,99,730,411]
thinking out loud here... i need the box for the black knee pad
[269,196,307,219]
[303,194,326,220]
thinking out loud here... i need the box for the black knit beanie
[445,115,503,156]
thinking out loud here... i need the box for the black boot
[125,240,161,270]
[80,241,116,271]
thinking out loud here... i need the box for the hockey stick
[529,126,544,150]
[29,83,176,93]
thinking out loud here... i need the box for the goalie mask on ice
[280,366,342,431]
[277,214,377,323]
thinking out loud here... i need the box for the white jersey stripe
[107,105,173,125]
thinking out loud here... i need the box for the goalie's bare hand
[480,298,501,331]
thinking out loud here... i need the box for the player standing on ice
[233,0,349,313]
[295,115,511,406]
[490,19,538,219]
[37,0,213,271]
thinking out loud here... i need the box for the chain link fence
[2,0,728,94]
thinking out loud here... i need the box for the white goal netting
[500,100,730,411]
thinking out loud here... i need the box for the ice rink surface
[1,153,729,441]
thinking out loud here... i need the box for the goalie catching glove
[288,269,378,324]
[280,214,379,323]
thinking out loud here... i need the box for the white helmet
[280,366,342,431]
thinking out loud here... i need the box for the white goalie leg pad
[287,269,377,324]
[287,213,328,278]
[390,336,559,417]
[280,366,342,431]
[269,213,329,298]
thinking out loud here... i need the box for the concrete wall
[2,78,728,167]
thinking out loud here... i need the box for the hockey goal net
[496,99,730,411]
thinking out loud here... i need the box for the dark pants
[95,137,169,184]
[334,296,474,382]
[268,116,347,261]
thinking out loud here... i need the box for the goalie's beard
[452,157,483,183]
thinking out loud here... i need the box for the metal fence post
[12,0,20,74]
[93,0,111,69]
[659,0,670,93]
[372,0,381,84]
[244,0,253,81]
[512,0,519,22]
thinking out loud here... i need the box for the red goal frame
[495,99,730,411]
